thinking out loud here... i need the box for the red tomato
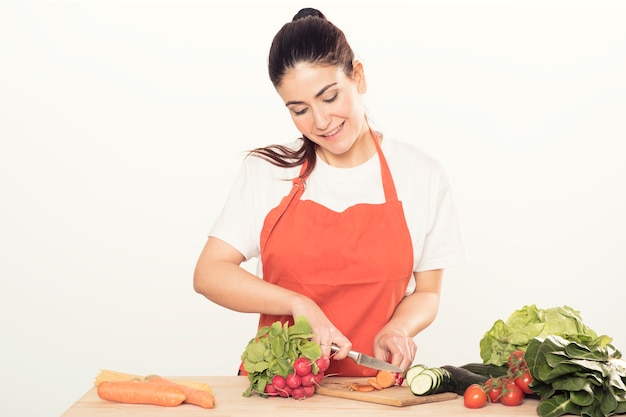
[501,381,524,406]
[484,378,503,403]
[507,350,527,372]
[515,370,534,394]
[464,384,488,409]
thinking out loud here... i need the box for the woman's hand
[373,330,417,372]
[291,297,352,359]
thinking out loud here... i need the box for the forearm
[383,269,443,337]
[386,290,440,337]
[193,237,310,316]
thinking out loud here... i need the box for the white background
[1,0,625,416]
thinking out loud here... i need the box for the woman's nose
[312,109,331,130]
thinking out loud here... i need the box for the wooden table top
[61,375,541,416]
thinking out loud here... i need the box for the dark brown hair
[249,8,356,178]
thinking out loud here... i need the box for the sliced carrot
[375,370,396,389]
[146,375,215,409]
[97,380,185,407]
[348,382,375,392]
[367,378,384,390]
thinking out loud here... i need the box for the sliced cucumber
[409,372,435,395]
[405,364,428,386]
[409,367,455,396]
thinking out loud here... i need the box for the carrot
[348,382,375,392]
[146,375,215,409]
[375,370,396,389]
[97,380,185,407]
[367,378,384,390]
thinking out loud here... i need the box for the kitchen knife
[330,345,403,373]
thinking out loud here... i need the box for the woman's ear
[352,60,367,94]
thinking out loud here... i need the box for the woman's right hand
[291,296,352,359]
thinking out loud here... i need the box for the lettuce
[479,305,613,366]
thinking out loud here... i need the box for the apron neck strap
[294,126,400,203]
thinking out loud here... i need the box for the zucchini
[440,365,489,394]
[459,363,509,378]
[405,364,428,386]
[409,368,455,396]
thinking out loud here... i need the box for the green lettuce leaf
[480,305,612,366]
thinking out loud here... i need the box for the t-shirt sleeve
[209,158,261,261]
[415,168,467,272]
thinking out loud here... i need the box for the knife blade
[330,345,403,373]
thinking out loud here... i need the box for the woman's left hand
[373,331,417,372]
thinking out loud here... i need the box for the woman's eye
[293,108,308,116]
[323,93,338,104]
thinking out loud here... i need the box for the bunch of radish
[264,356,330,399]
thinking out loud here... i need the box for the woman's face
[276,62,371,167]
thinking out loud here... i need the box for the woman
[193,8,466,377]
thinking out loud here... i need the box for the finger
[319,342,332,358]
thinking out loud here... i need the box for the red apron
[258,130,414,377]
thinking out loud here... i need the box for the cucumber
[405,364,428,385]
[409,368,455,396]
[459,363,509,378]
[440,365,489,394]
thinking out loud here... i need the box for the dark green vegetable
[460,363,509,378]
[525,335,626,417]
[409,368,455,395]
[407,364,488,396]
[440,365,489,394]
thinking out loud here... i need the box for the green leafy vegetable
[240,316,322,397]
[525,335,626,417]
[480,305,612,366]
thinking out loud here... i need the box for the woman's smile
[319,122,345,140]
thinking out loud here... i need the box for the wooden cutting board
[316,377,457,407]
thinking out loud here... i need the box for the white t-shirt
[210,137,467,292]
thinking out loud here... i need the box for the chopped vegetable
[480,305,612,366]
[375,370,396,389]
[348,382,375,392]
[97,380,185,407]
[367,378,383,390]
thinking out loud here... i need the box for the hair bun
[292,7,326,21]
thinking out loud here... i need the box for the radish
[316,356,330,372]
[277,385,291,398]
[271,375,286,390]
[291,387,306,400]
[313,371,324,384]
[264,384,278,396]
[285,373,302,389]
[293,358,312,376]
[300,373,316,387]
[302,385,316,397]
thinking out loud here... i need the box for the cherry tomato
[484,378,503,403]
[501,381,524,406]
[464,384,488,409]
[507,350,527,372]
[514,370,534,394]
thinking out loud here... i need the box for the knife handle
[330,345,360,361]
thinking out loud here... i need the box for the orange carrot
[367,378,384,390]
[97,380,185,407]
[375,370,396,389]
[146,375,216,409]
[348,382,375,392]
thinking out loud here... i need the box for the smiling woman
[192,7,467,378]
